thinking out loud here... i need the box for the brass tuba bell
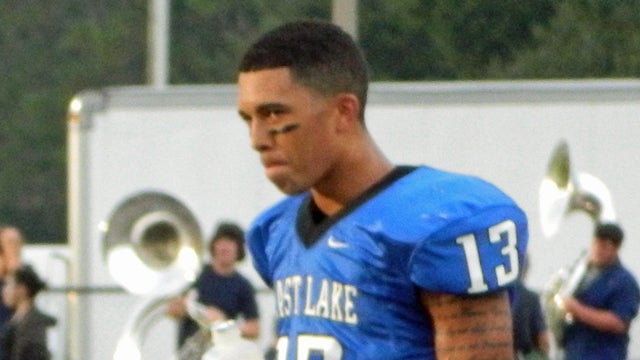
[102,191,203,295]
[539,140,616,347]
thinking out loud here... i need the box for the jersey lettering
[275,275,358,325]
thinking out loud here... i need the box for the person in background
[166,221,260,352]
[236,20,528,359]
[561,222,640,360]
[0,264,57,360]
[0,226,24,326]
[512,255,549,359]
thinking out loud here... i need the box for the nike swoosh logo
[327,236,349,249]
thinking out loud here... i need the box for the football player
[236,20,528,360]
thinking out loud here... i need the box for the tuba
[102,191,203,360]
[539,140,616,346]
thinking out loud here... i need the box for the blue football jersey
[248,166,528,360]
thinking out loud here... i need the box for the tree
[359,0,555,80]
[501,0,640,77]
[0,0,147,242]
[359,0,454,79]
[170,0,330,83]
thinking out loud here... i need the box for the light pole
[148,0,170,88]
[332,0,358,41]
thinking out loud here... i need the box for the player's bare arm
[421,290,514,360]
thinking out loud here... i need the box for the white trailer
[44,79,640,359]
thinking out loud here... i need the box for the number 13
[456,219,519,294]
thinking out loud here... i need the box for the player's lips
[262,158,288,169]
[263,158,290,181]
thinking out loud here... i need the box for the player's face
[238,68,341,194]
[590,237,618,267]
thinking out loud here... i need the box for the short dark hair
[594,222,624,246]
[209,221,246,261]
[239,20,369,120]
[14,264,47,298]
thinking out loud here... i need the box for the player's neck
[312,142,393,216]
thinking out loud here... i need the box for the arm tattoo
[422,291,514,360]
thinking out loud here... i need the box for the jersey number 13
[456,219,519,294]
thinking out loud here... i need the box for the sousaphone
[539,140,616,347]
[102,191,203,359]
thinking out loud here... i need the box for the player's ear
[334,93,361,132]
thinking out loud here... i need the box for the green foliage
[0,0,147,243]
[433,0,556,78]
[170,0,330,83]
[360,0,555,80]
[499,0,640,77]
[359,0,453,79]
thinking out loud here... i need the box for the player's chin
[267,173,308,195]
[274,182,309,195]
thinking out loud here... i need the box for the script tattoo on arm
[420,290,514,360]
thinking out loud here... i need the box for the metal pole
[332,0,358,41]
[66,100,82,360]
[148,0,170,87]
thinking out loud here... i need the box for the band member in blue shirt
[562,223,640,360]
